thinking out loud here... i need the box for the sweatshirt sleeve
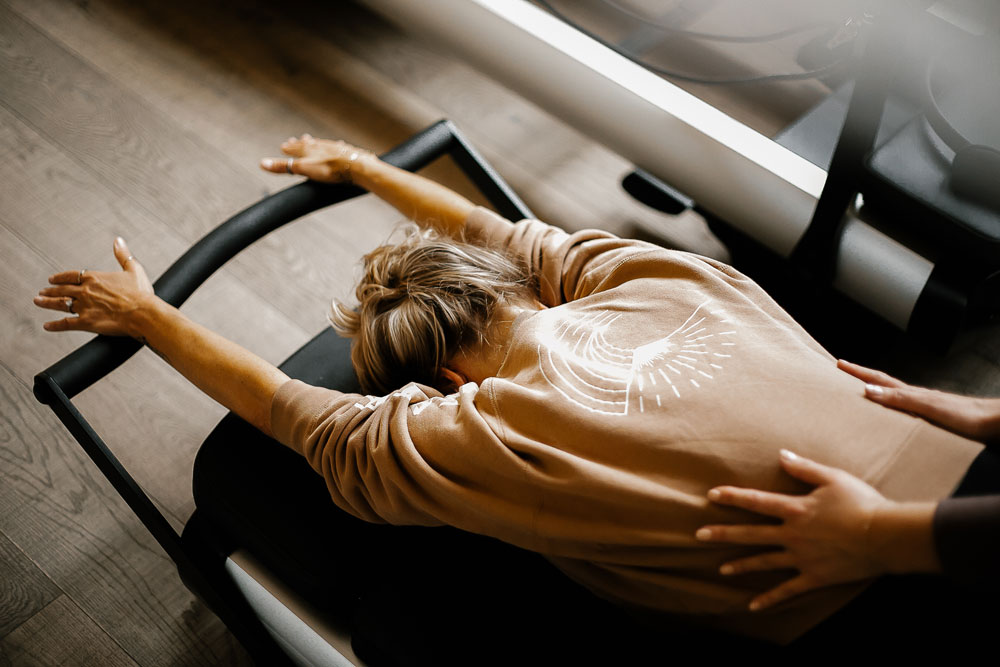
[933,495,1000,589]
[463,206,654,307]
[269,378,544,541]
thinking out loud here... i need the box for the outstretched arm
[36,134,480,433]
[35,238,289,436]
[260,135,476,237]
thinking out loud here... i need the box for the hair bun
[337,227,531,394]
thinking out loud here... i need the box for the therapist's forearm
[130,297,290,436]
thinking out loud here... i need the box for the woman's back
[270,207,983,642]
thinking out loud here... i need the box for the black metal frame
[788,10,890,282]
[805,3,1000,347]
[790,1,1000,347]
[623,2,1000,350]
[32,120,533,663]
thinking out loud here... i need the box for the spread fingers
[718,550,796,576]
[695,524,785,545]
[43,317,86,332]
[260,157,299,175]
[707,485,803,519]
[49,270,88,285]
[34,295,77,312]
[836,359,906,388]
[280,136,307,157]
[37,285,82,298]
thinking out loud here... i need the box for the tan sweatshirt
[270,207,982,643]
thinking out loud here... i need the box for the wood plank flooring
[1,596,139,667]
[0,533,60,638]
[1,0,998,665]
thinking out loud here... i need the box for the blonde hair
[330,227,533,394]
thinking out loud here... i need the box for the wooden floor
[1,0,998,665]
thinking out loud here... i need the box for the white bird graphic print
[536,301,737,416]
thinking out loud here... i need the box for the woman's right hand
[259,134,372,183]
[839,359,1000,442]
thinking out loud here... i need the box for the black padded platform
[190,327,768,664]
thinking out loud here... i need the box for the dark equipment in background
[605,0,1000,352]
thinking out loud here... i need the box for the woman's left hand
[259,134,371,183]
[695,450,895,611]
[34,237,155,338]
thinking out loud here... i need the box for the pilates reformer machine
[33,1,1000,665]
[37,122,774,665]
[359,0,1000,349]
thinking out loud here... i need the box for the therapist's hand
[839,359,1000,443]
[696,450,937,611]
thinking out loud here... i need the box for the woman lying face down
[34,135,987,646]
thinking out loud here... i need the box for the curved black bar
[448,123,534,222]
[35,120,461,403]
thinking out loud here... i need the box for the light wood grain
[0,107,310,525]
[0,595,139,667]
[2,0,998,664]
[1,3,422,337]
[0,533,61,638]
[213,0,729,255]
[0,363,244,665]
[0,4,248,239]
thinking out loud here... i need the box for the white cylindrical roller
[358,0,934,329]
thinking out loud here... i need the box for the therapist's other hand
[259,134,372,183]
[34,237,155,338]
[696,450,893,611]
[839,359,1000,443]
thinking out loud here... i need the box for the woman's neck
[447,298,546,385]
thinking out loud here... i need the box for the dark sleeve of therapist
[694,359,1000,611]
[935,495,1000,587]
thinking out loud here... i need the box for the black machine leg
[180,513,297,667]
